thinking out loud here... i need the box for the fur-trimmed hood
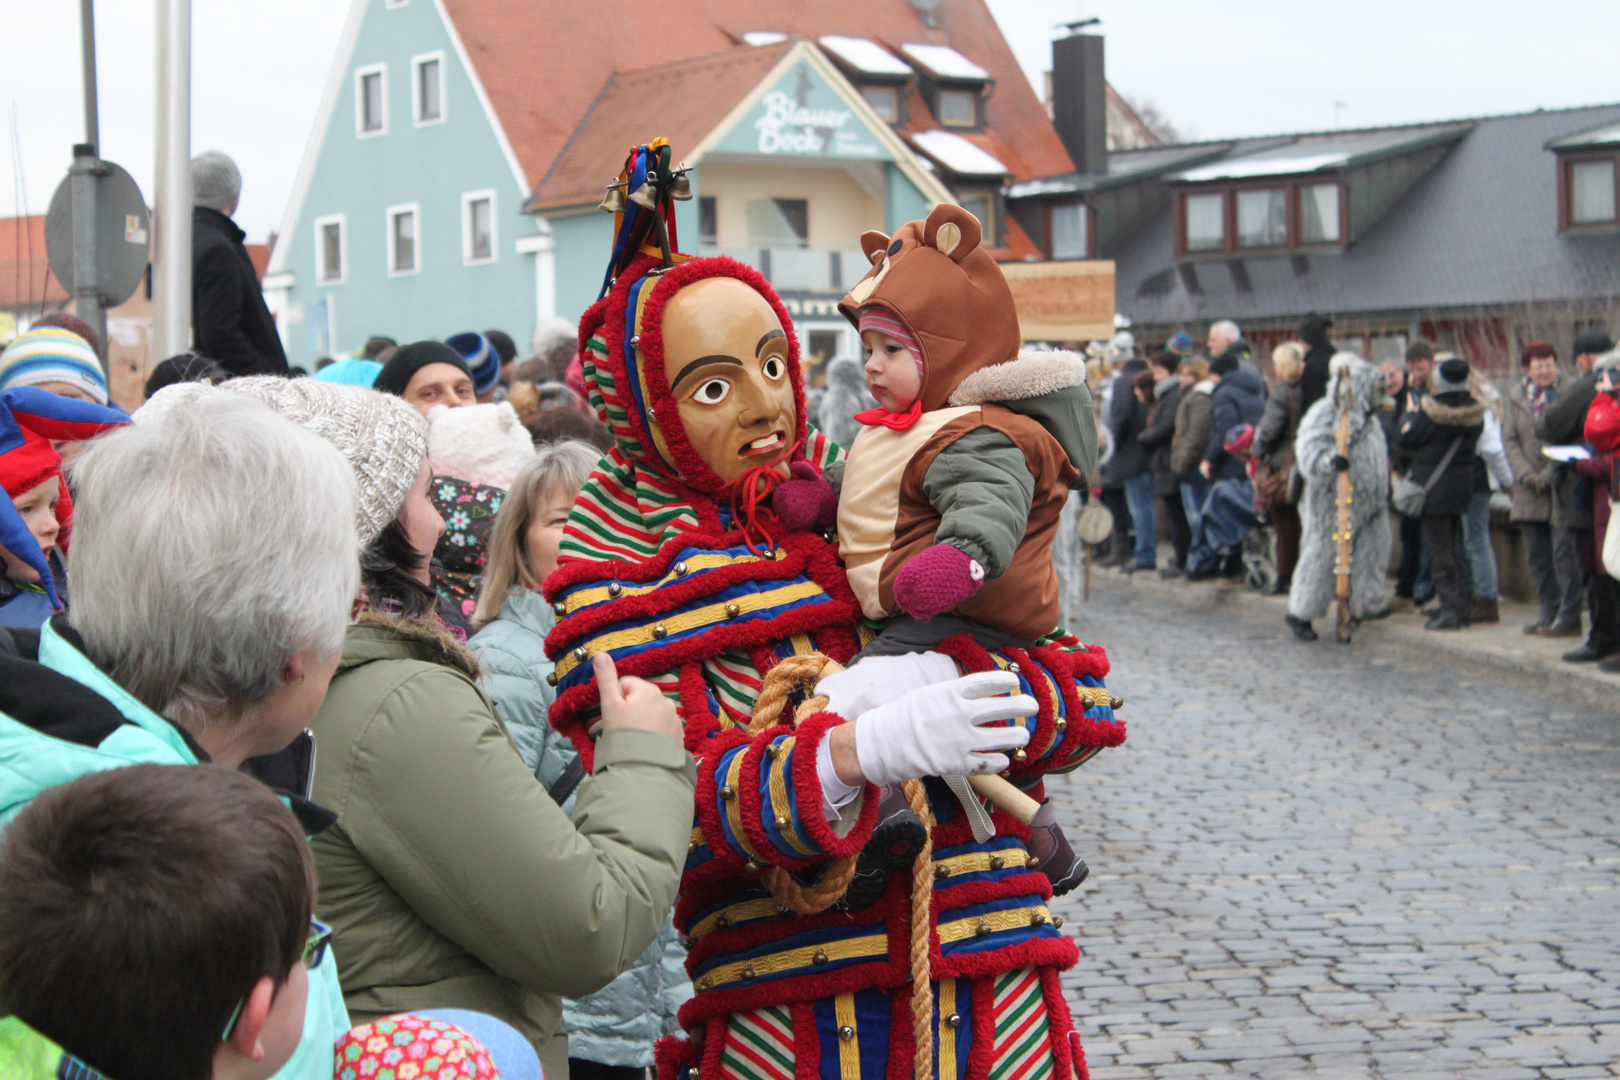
[949,348,1097,482]
[1420,392,1487,427]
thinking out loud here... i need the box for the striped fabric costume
[546,144,1123,1080]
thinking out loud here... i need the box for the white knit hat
[426,401,535,490]
[138,376,427,544]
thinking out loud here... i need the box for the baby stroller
[1223,423,1277,593]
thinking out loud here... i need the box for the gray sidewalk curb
[1086,567,1620,716]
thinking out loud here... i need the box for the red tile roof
[529,42,794,212]
[0,216,67,310]
[443,0,1073,190]
[245,243,272,280]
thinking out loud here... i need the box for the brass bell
[553,601,567,616]
[838,1025,855,1042]
[975,919,992,937]
[740,965,756,981]
[745,860,762,873]
[546,672,559,687]
[726,603,741,617]
[945,1013,963,1029]
[775,815,790,829]
[573,647,588,662]
[653,624,668,639]
[673,561,688,576]
[667,172,693,200]
[1055,718,1067,732]
[1012,749,1027,762]
[1053,915,1066,929]
[598,185,627,214]
[715,914,731,929]
[1109,696,1124,709]
[1030,911,1047,927]
[989,856,1005,871]
[720,785,736,801]
[934,864,951,880]
[627,181,660,211]
[812,949,829,966]
[608,581,623,597]
[1007,662,1020,674]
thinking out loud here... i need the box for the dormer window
[1050,202,1091,259]
[1175,181,1347,256]
[938,89,977,128]
[862,85,900,123]
[900,43,988,133]
[1547,122,1620,231]
[1571,159,1617,224]
[1300,183,1342,243]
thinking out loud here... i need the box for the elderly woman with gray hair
[203,378,695,1080]
[0,389,361,1080]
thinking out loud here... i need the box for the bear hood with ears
[837,203,1022,413]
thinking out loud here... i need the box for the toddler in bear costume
[775,203,1097,657]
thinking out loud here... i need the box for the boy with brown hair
[0,764,326,1080]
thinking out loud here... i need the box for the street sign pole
[80,0,100,151]
[151,0,191,360]
[67,144,107,359]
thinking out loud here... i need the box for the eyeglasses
[221,919,332,1040]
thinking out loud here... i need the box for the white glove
[815,652,959,721]
[852,671,1034,787]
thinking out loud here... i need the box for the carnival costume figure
[544,142,1125,1080]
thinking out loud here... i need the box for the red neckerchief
[854,400,923,431]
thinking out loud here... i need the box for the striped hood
[545,254,862,764]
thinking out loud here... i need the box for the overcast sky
[5,1,1619,243]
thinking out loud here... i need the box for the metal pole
[68,143,107,360]
[151,0,191,360]
[80,0,99,150]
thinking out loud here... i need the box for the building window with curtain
[1051,202,1088,259]
[1236,188,1287,248]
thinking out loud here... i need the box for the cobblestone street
[1045,583,1620,1079]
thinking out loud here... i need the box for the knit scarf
[546,254,863,765]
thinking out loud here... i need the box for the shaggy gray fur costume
[1288,354,1393,621]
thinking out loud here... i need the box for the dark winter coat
[1538,371,1599,530]
[1103,358,1151,482]
[1398,391,1485,518]
[192,207,290,377]
[1138,378,1182,497]
[1297,343,1335,416]
[1204,368,1267,482]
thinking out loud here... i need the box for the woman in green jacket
[236,375,697,1080]
[469,440,692,1080]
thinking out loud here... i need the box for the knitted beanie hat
[1431,356,1471,395]
[857,308,923,375]
[139,377,426,545]
[446,331,503,397]
[191,150,241,212]
[0,328,109,405]
[426,400,535,490]
[374,340,472,398]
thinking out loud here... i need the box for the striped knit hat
[0,327,109,405]
[856,307,922,373]
[446,331,503,397]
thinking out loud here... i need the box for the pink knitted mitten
[772,461,837,532]
[892,542,985,619]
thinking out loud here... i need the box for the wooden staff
[1333,376,1355,644]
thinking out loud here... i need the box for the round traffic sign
[46,158,151,309]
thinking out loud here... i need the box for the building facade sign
[716,60,892,161]
[999,260,1116,342]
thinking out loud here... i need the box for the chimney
[1051,30,1107,176]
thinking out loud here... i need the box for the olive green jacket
[310,614,696,1080]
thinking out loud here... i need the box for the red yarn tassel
[728,464,781,557]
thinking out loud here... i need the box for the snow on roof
[1549,121,1620,149]
[898,43,988,81]
[742,31,788,46]
[910,129,1007,176]
[1175,152,1348,182]
[819,35,912,76]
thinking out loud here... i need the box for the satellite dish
[909,0,942,25]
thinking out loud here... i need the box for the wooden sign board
[999,260,1115,342]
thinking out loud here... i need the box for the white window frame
[462,189,497,265]
[386,203,420,276]
[314,213,347,285]
[411,51,446,126]
[355,64,388,138]
[1050,202,1088,260]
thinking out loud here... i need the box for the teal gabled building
[270,0,1083,379]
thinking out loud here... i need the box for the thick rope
[747,654,857,914]
[902,777,937,1080]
